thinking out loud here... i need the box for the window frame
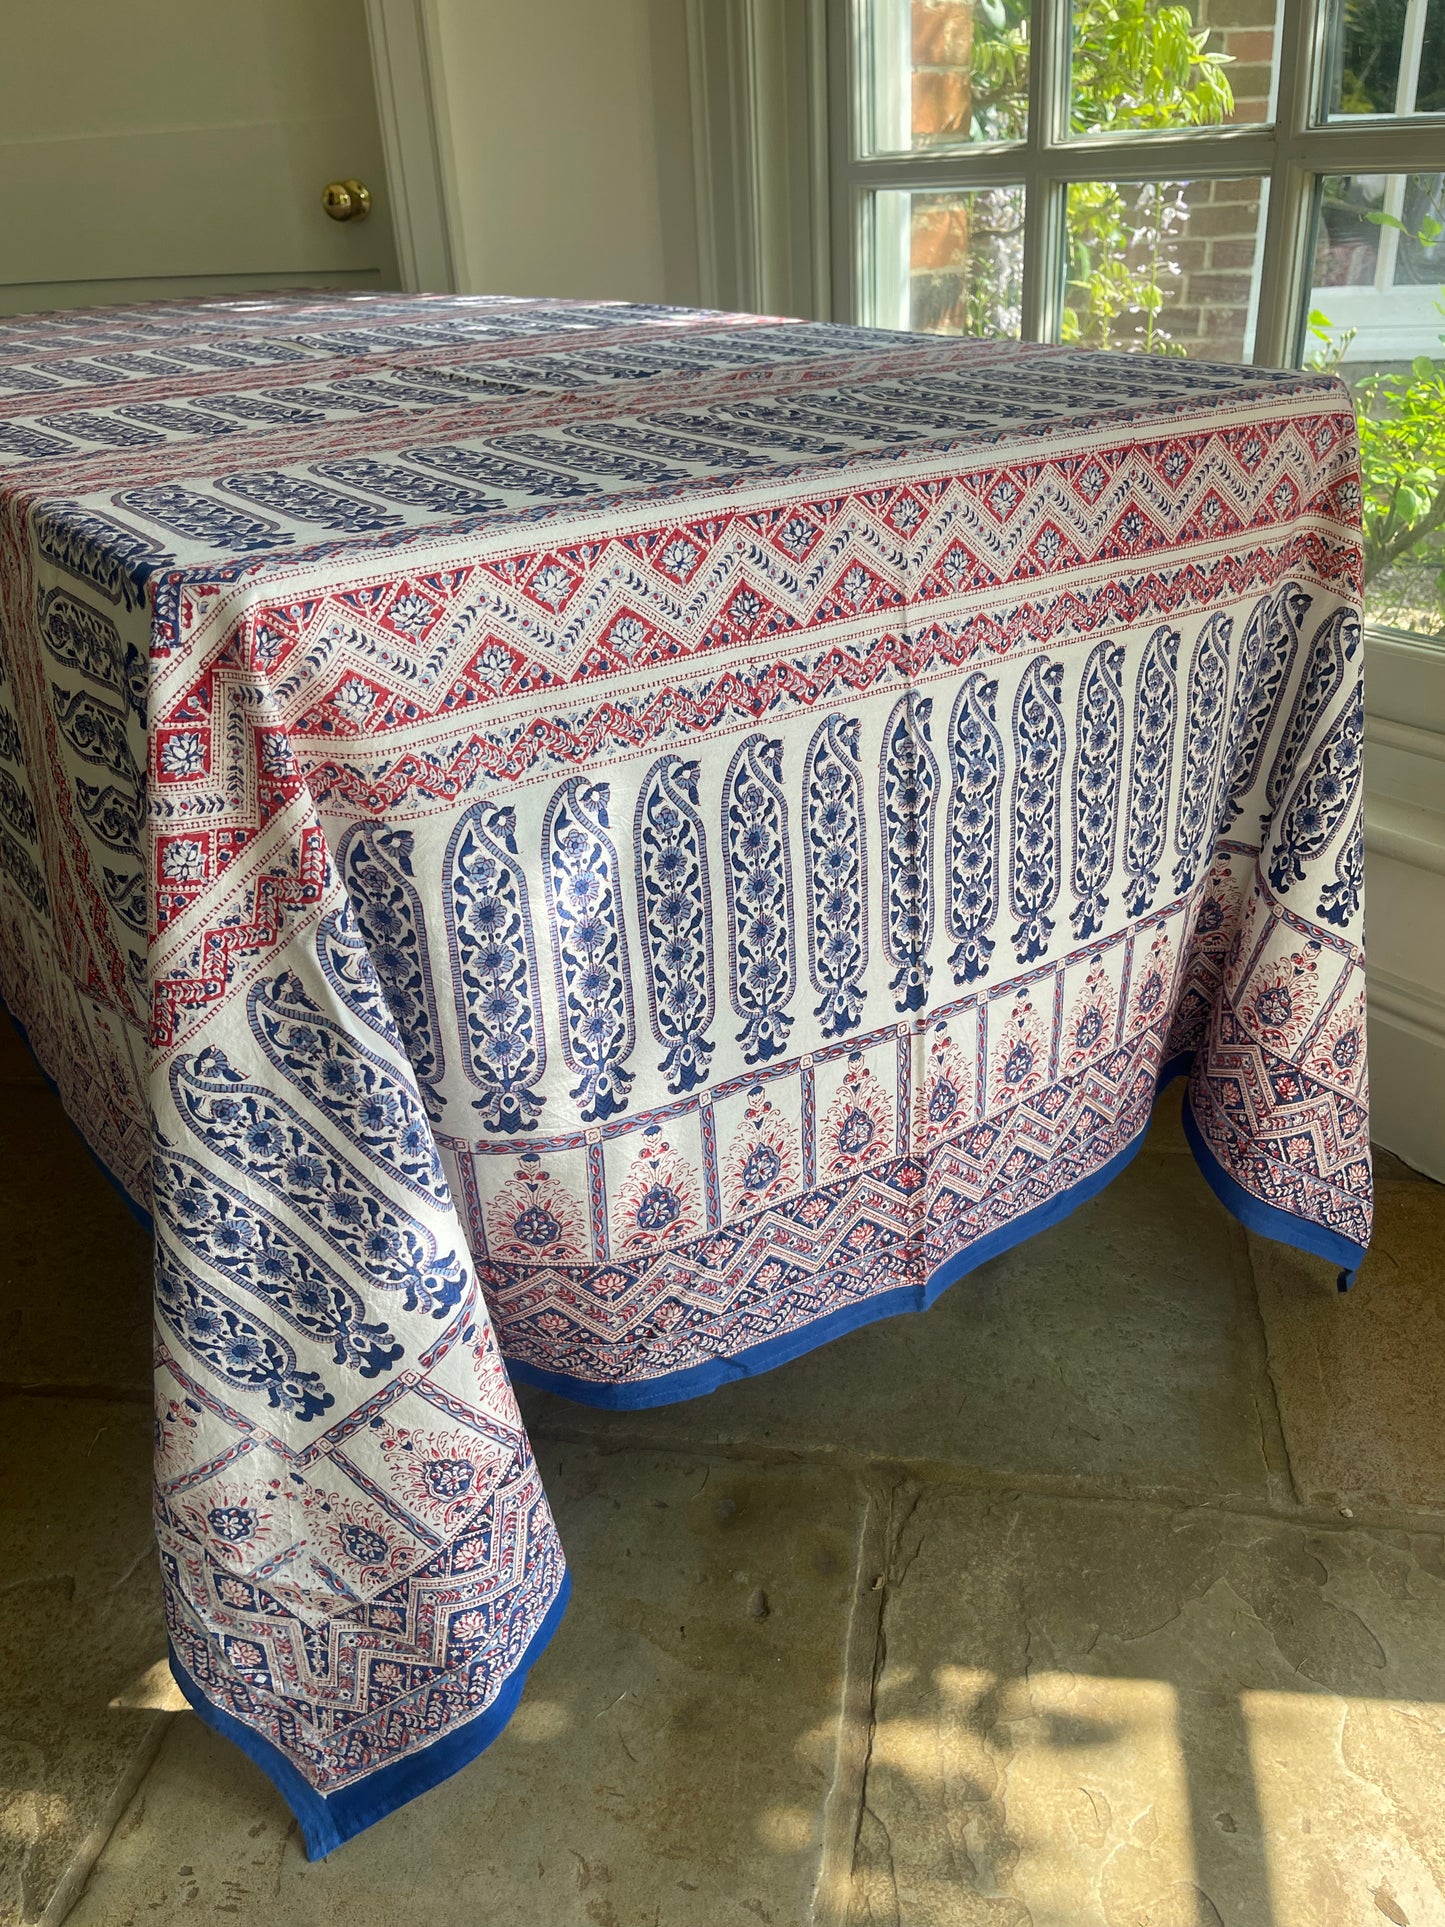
[827,0,1445,368]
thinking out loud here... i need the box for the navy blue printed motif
[36,411,162,447]
[1268,683,1364,893]
[0,770,37,843]
[724,734,796,1063]
[338,826,446,1121]
[1264,603,1360,818]
[543,779,635,1121]
[1070,641,1124,940]
[445,804,547,1132]
[635,756,716,1094]
[39,589,147,721]
[121,402,245,438]
[1009,658,1066,964]
[74,779,140,852]
[409,445,601,499]
[155,1240,334,1423]
[880,693,939,1011]
[170,1047,465,1317]
[49,686,135,779]
[649,408,844,457]
[1123,624,1181,917]
[0,425,73,459]
[220,472,404,532]
[314,459,503,517]
[947,671,1004,983]
[576,420,772,470]
[155,1139,406,1375]
[203,393,327,425]
[1318,803,1364,927]
[804,715,868,1036]
[34,506,166,608]
[495,431,687,485]
[116,485,293,553]
[0,828,47,913]
[1172,611,1232,895]
[1220,582,1310,830]
[102,865,146,934]
[249,969,452,1206]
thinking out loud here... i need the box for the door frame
[363,0,466,292]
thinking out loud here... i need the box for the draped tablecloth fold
[0,294,1371,1851]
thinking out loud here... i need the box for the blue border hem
[1180,1089,1367,1285]
[506,1053,1370,1409]
[167,1568,571,1859]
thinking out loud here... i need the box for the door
[0,0,399,314]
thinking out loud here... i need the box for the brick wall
[903,0,1278,360]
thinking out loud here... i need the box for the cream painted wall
[427,0,700,306]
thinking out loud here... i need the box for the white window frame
[827,0,1445,368]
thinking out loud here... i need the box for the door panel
[0,0,399,313]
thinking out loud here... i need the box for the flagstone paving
[3,1064,1443,1927]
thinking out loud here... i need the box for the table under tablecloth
[0,292,1371,1853]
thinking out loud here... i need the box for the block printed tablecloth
[0,294,1372,1851]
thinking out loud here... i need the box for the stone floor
[2,1019,1443,1926]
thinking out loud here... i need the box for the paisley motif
[155,1240,334,1424]
[444,804,547,1132]
[1171,611,1232,895]
[170,1045,466,1318]
[879,693,938,1012]
[1267,684,1364,893]
[634,755,716,1094]
[1123,624,1181,917]
[338,825,445,1120]
[947,671,1003,983]
[154,1138,406,1376]
[1070,640,1125,940]
[914,1023,973,1147]
[1265,603,1360,818]
[804,715,868,1036]
[1009,657,1066,964]
[543,778,635,1122]
[724,733,796,1064]
[1219,581,1310,831]
[1317,803,1364,928]
[249,968,451,1206]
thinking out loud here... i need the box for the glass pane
[1308,173,1445,639]
[1063,179,1268,360]
[871,187,1026,335]
[1324,0,1445,119]
[861,0,1030,155]
[1070,0,1279,135]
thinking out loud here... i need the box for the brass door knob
[321,179,372,222]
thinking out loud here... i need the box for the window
[831,0,1445,642]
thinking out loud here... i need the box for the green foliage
[957,2,1445,631]
[1309,193,1445,622]
[969,0,1234,353]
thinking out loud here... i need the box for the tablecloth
[0,292,1372,1854]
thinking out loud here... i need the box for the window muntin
[862,0,1030,154]
[1324,0,1445,121]
[836,0,1445,646]
[1309,171,1445,637]
[871,186,1027,332]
